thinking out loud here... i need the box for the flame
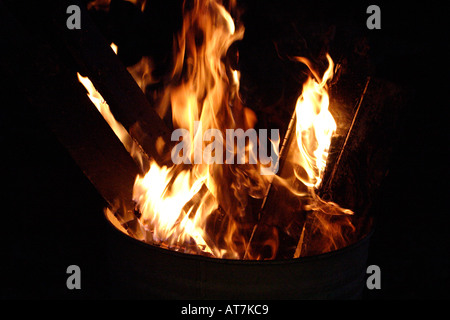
[130,0,262,259]
[133,161,219,255]
[294,54,336,189]
[82,0,355,259]
[290,54,354,256]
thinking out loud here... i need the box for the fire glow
[80,0,355,260]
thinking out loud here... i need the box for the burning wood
[54,0,174,167]
[292,76,371,258]
[244,54,355,259]
[8,0,394,261]
[71,0,376,260]
[89,0,362,260]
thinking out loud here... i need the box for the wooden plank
[244,111,309,259]
[49,0,173,165]
[319,77,407,239]
[0,0,139,212]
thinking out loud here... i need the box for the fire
[294,54,336,189]
[292,54,352,217]
[290,54,354,257]
[81,0,355,260]
[130,0,263,259]
[133,162,218,256]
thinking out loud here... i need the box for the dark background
[1,0,448,300]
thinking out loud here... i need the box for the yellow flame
[76,73,130,147]
[294,54,336,189]
[133,161,218,255]
[130,0,252,258]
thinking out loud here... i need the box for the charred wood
[50,0,173,166]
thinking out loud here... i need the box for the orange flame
[130,0,264,259]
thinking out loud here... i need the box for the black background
[1,0,449,301]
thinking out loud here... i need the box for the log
[244,110,309,259]
[49,0,173,166]
[321,77,371,196]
